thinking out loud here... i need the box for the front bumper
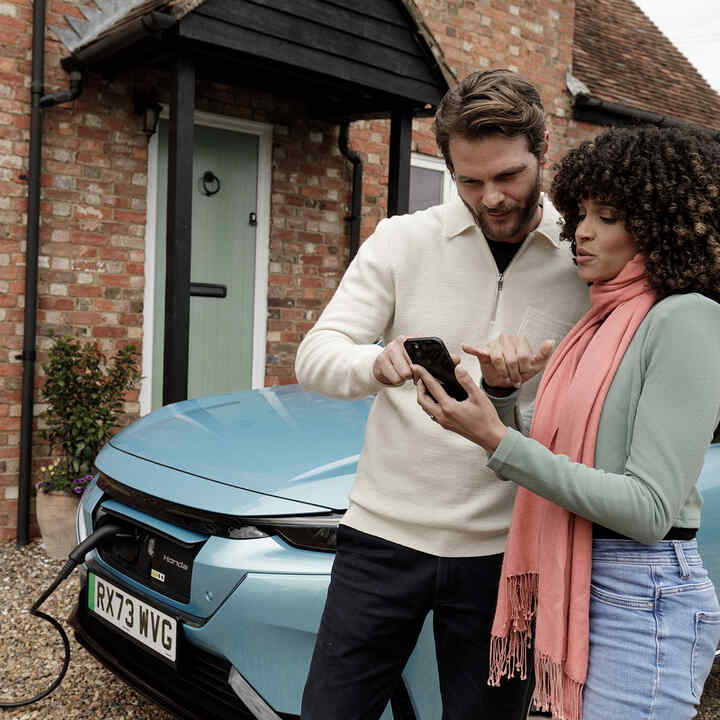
[70,579,297,720]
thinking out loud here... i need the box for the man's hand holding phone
[403,337,466,401]
[373,336,462,395]
[373,335,415,387]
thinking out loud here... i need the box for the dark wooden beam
[179,14,444,106]
[199,0,420,56]
[163,54,195,406]
[187,44,428,120]
[321,0,408,26]
[387,108,412,217]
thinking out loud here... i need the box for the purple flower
[74,486,84,495]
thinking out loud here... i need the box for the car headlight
[237,513,343,553]
[76,488,89,544]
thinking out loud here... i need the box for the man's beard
[464,168,542,244]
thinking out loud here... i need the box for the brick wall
[0,0,153,539]
[0,0,26,537]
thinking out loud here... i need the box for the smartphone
[404,336,468,402]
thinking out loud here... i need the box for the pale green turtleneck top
[488,293,720,545]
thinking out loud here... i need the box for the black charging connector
[0,522,126,709]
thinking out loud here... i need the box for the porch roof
[51,0,454,119]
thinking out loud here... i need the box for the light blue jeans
[583,539,720,720]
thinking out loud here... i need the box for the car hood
[108,386,373,511]
[698,442,720,492]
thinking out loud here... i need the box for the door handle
[190,283,227,298]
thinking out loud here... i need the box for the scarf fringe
[489,572,584,720]
[488,572,537,685]
[533,654,584,720]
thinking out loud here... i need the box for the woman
[412,125,720,720]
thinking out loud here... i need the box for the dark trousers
[301,525,534,720]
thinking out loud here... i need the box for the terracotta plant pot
[35,490,78,559]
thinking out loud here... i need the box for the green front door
[153,121,259,409]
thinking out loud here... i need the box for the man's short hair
[433,69,546,172]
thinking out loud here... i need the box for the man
[295,69,589,720]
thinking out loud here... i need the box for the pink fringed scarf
[488,254,656,720]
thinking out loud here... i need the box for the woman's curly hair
[550,125,720,302]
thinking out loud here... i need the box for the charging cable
[0,522,124,709]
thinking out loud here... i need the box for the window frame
[410,152,456,210]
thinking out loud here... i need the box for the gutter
[573,94,692,128]
[16,0,83,546]
[566,68,694,129]
[338,121,363,264]
[60,12,177,71]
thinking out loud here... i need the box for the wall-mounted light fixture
[133,94,162,139]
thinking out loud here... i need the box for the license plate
[88,572,178,663]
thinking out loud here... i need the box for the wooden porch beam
[387,108,412,217]
[163,54,195,405]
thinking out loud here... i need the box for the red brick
[92,326,128,339]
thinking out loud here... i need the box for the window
[409,153,456,213]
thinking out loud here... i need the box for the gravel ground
[1,539,719,719]
[1,540,172,719]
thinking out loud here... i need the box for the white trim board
[139,109,273,416]
[411,152,457,204]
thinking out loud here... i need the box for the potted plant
[35,465,94,558]
[35,336,141,558]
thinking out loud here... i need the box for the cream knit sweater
[295,195,589,556]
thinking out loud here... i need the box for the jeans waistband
[591,538,701,566]
[593,524,696,541]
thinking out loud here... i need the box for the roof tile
[573,0,720,130]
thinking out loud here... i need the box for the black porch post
[387,108,412,217]
[163,55,195,406]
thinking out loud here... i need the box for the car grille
[71,588,298,720]
[96,472,240,537]
[92,511,204,604]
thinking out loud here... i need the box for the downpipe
[338,121,363,264]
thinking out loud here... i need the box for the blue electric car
[71,385,720,719]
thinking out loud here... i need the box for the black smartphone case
[404,337,468,401]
